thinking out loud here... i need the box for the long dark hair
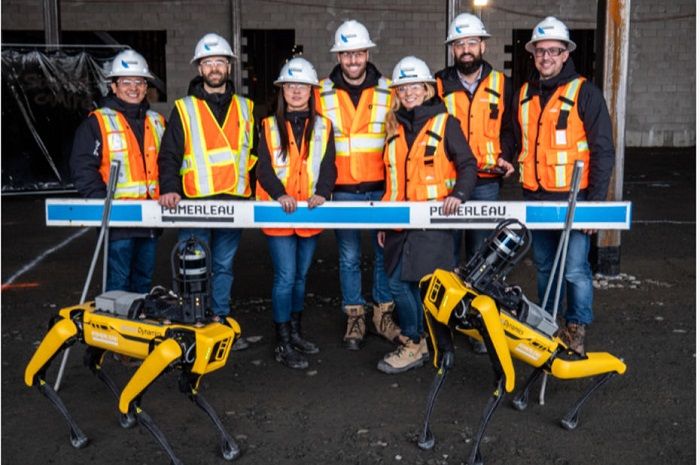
[273,87,317,160]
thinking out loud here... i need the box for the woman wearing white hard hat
[376,56,477,374]
[256,57,337,370]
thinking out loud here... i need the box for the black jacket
[157,77,258,199]
[70,94,160,240]
[513,59,615,201]
[256,111,337,200]
[383,97,478,278]
[435,61,516,186]
[325,62,386,194]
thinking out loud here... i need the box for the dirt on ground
[1,148,695,465]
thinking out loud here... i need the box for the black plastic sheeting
[1,48,117,193]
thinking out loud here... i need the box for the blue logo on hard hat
[288,68,294,76]
[121,60,130,69]
[341,33,349,43]
[204,44,211,51]
[455,26,463,33]
[537,26,545,35]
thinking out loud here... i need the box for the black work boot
[290,312,320,354]
[274,322,309,370]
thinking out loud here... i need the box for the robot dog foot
[37,379,89,449]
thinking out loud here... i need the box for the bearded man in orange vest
[158,33,256,350]
[515,17,614,355]
[315,20,399,351]
[70,49,164,294]
[435,14,516,355]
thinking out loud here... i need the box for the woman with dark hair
[377,56,477,374]
[256,57,337,369]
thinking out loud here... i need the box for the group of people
[70,14,614,374]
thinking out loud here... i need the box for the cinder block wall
[2,0,695,147]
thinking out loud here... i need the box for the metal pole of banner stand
[538,161,584,405]
[54,161,120,391]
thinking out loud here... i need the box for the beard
[203,70,228,89]
[455,53,484,76]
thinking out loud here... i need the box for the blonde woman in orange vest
[256,57,337,370]
[70,49,164,293]
[377,57,477,374]
[515,17,614,354]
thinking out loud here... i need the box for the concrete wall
[2,0,695,147]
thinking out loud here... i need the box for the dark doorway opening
[509,29,596,92]
[241,29,296,119]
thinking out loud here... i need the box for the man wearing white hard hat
[376,56,477,374]
[158,33,256,349]
[315,20,398,351]
[436,16,516,337]
[256,57,337,370]
[515,16,614,355]
[70,49,165,294]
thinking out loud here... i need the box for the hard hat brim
[445,32,491,44]
[525,38,577,53]
[329,42,376,53]
[106,71,155,80]
[389,77,436,88]
[273,78,320,87]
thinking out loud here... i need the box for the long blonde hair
[385,83,436,140]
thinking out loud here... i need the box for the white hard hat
[330,20,376,53]
[106,49,153,79]
[445,13,491,43]
[525,16,577,53]
[389,56,436,87]
[274,57,320,87]
[191,33,236,64]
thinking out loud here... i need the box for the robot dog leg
[24,313,89,449]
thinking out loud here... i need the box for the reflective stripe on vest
[94,108,163,199]
[384,113,454,201]
[176,95,254,197]
[261,116,329,196]
[317,77,391,184]
[517,77,590,192]
[440,70,504,175]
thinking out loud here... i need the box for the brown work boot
[372,302,401,342]
[559,323,586,354]
[418,337,430,362]
[343,305,366,350]
[377,337,426,374]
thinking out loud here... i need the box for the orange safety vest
[517,77,590,192]
[437,70,505,178]
[175,95,256,198]
[315,77,392,185]
[94,108,164,199]
[256,115,332,237]
[383,113,457,202]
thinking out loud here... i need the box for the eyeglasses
[396,83,425,94]
[534,47,567,58]
[200,58,229,68]
[339,50,368,59]
[452,38,482,48]
[117,78,147,88]
[283,83,310,90]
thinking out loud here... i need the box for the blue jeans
[455,181,501,264]
[106,237,158,293]
[531,230,593,325]
[178,228,242,317]
[332,190,392,307]
[266,235,319,323]
[387,256,424,342]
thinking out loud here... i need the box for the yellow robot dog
[24,237,243,465]
[417,220,627,465]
